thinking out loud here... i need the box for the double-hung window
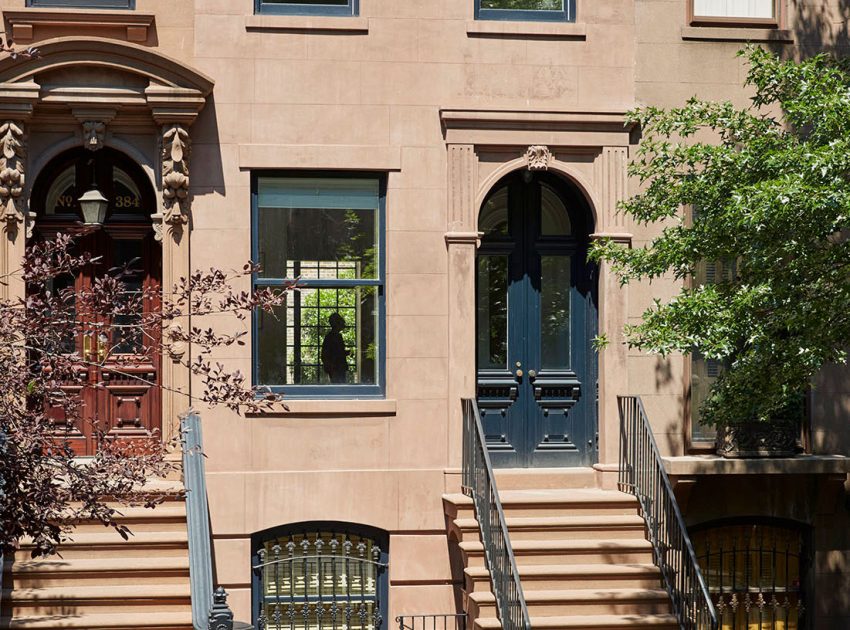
[690,0,779,25]
[253,174,385,398]
[255,0,359,17]
[475,0,574,23]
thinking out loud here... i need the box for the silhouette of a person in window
[321,312,348,384]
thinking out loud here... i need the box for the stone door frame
[0,37,213,443]
[441,109,635,484]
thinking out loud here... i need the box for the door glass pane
[540,183,571,236]
[111,239,144,355]
[481,0,564,9]
[477,255,508,370]
[479,186,509,237]
[258,178,379,280]
[540,255,570,369]
[258,286,378,386]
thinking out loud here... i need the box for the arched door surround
[476,170,597,468]
[0,37,213,441]
[33,147,162,455]
[441,110,635,482]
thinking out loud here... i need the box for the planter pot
[716,419,800,458]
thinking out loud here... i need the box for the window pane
[540,183,571,236]
[477,255,508,370]
[540,255,571,369]
[481,0,564,10]
[264,0,348,3]
[258,178,379,280]
[690,349,719,441]
[693,0,774,18]
[258,286,378,386]
[479,186,509,237]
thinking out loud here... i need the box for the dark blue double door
[476,172,596,468]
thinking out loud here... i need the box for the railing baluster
[461,399,530,630]
[617,396,718,630]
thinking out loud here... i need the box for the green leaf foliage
[590,47,850,428]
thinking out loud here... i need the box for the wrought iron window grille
[253,529,389,630]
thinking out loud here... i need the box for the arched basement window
[691,520,807,630]
[252,523,389,630]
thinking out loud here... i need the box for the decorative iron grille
[254,529,388,630]
[692,522,806,630]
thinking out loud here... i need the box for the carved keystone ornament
[82,120,106,152]
[525,145,553,171]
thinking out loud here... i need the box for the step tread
[19,530,188,548]
[454,515,646,530]
[1,611,192,629]
[4,583,190,601]
[459,538,652,552]
[469,588,669,604]
[443,493,473,506]
[8,556,190,574]
[465,563,662,578]
[475,614,678,628]
[497,489,637,504]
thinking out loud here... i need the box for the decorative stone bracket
[154,123,191,241]
[0,120,28,236]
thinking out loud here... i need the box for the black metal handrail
[618,396,718,630]
[396,614,467,630]
[461,398,531,630]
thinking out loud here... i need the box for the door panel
[477,173,596,468]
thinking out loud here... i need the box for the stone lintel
[145,86,207,126]
[444,231,482,246]
[71,107,117,125]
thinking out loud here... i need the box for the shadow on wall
[187,94,227,225]
[784,0,850,56]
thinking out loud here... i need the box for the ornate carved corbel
[0,120,27,235]
[525,145,552,171]
[82,120,106,151]
[157,123,191,241]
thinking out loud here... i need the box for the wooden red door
[35,148,162,456]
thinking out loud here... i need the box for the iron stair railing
[182,411,248,630]
[396,614,467,630]
[461,398,531,630]
[617,396,718,630]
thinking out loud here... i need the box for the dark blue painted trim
[251,522,389,630]
[475,0,574,22]
[27,0,134,7]
[255,0,358,16]
[251,170,386,399]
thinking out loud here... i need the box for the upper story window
[252,173,385,398]
[475,0,574,22]
[252,523,389,630]
[690,0,779,25]
[26,0,134,7]
[256,0,359,16]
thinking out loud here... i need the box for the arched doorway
[476,170,597,468]
[32,147,161,456]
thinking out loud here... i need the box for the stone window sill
[5,8,154,43]
[244,14,369,33]
[247,398,397,417]
[681,26,794,43]
[662,454,850,476]
[466,20,586,39]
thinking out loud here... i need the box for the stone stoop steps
[1,488,193,630]
[443,468,678,630]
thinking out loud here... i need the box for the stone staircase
[1,490,193,630]
[443,468,679,630]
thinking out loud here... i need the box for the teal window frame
[251,171,386,399]
[255,0,358,16]
[475,0,573,22]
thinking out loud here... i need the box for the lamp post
[78,187,108,227]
